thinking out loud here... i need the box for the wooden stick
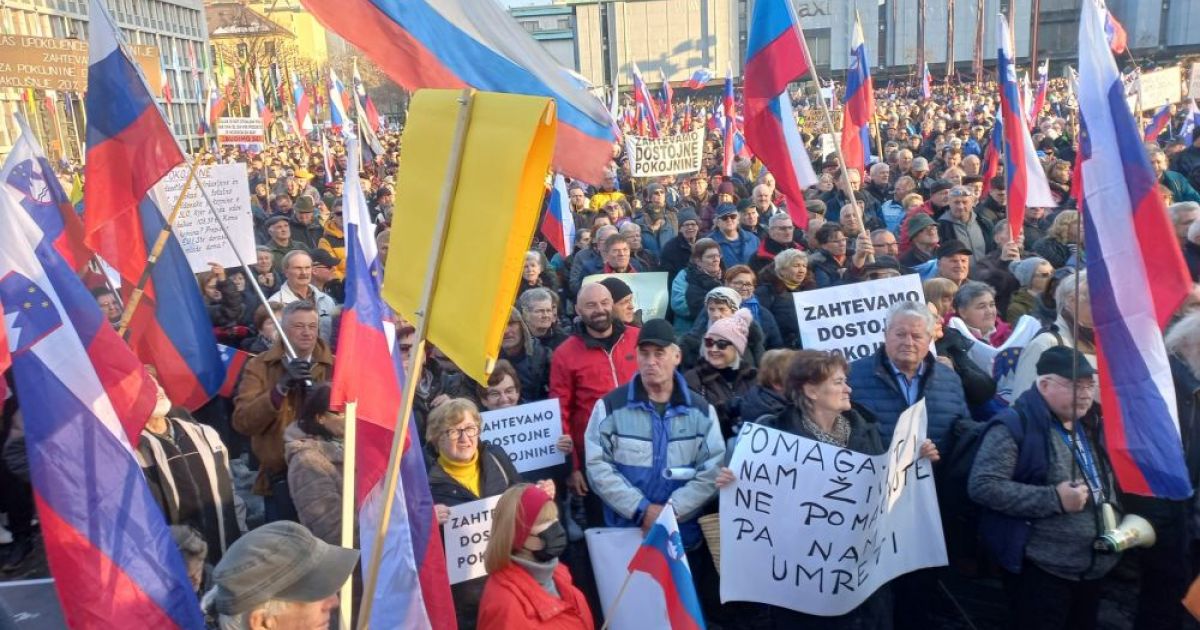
[357,87,476,630]
[115,159,199,339]
[338,400,357,630]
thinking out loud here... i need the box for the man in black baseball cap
[936,239,974,285]
[207,521,359,628]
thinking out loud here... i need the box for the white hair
[774,248,808,272]
[886,300,937,336]
[214,600,289,630]
[1055,270,1088,316]
[1188,217,1200,245]
[1169,201,1200,223]
[1166,311,1200,379]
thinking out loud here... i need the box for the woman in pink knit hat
[683,308,758,440]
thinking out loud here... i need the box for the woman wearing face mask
[477,484,592,629]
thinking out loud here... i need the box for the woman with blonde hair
[923,277,959,320]
[477,484,592,629]
[1032,209,1082,268]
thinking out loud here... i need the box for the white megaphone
[1094,503,1156,553]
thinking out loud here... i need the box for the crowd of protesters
[2,65,1200,630]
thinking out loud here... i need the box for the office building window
[520,20,537,33]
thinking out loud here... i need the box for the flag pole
[115,159,200,339]
[356,87,476,630]
[337,399,357,630]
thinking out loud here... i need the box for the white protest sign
[585,528,671,630]
[480,399,566,474]
[1129,66,1183,111]
[792,274,925,360]
[582,271,670,320]
[1190,63,1200,98]
[443,495,502,585]
[720,400,947,615]
[216,117,266,152]
[150,163,255,274]
[626,129,704,177]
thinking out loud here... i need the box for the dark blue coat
[847,349,972,450]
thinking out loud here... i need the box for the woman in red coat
[477,484,593,630]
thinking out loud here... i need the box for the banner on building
[0,35,160,93]
[216,117,266,152]
[150,163,254,274]
[792,274,925,360]
[444,495,503,585]
[480,399,566,474]
[626,129,703,177]
[719,401,947,615]
[582,271,670,320]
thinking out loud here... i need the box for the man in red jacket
[549,282,639,499]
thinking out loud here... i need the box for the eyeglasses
[728,281,755,289]
[719,215,738,221]
[704,338,734,350]
[446,426,480,440]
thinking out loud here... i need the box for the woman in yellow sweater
[425,398,554,630]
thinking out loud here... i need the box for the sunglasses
[704,338,734,350]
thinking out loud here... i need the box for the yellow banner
[382,89,556,385]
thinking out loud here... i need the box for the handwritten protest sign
[1191,63,1200,99]
[1129,66,1183,111]
[583,271,670,320]
[792,274,924,360]
[720,400,946,615]
[216,117,266,152]
[150,163,254,274]
[444,495,502,584]
[585,528,671,630]
[626,129,703,177]
[480,399,565,473]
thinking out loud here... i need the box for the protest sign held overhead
[149,163,254,274]
[216,117,266,152]
[792,274,925,360]
[479,399,566,474]
[443,495,502,585]
[626,129,704,177]
[719,401,947,615]
[582,271,670,320]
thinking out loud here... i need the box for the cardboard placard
[444,495,503,584]
[150,163,255,274]
[480,399,566,473]
[626,129,704,177]
[792,274,925,360]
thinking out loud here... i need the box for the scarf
[742,294,762,319]
[801,413,851,447]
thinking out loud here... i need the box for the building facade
[0,0,210,160]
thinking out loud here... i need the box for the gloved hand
[280,359,313,392]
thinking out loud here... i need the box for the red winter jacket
[549,322,639,471]
[477,562,593,630]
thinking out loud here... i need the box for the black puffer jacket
[683,360,758,439]
[935,327,998,409]
[739,385,790,426]
[683,262,723,318]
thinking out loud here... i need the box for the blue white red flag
[332,138,457,629]
[660,69,674,122]
[1143,103,1171,143]
[920,62,932,100]
[1,119,90,273]
[84,0,223,411]
[685,68,713,90]
[351,61,383,133]
[1029,59,1049,128]
[1077,0,1192,499]
[205,77,224,135]
[840,13,875,173]
[328,68,350,132]
[215,344,251,398]
[1104,9,1128,54]
[998,17,1055,238]
[539,174,575,257]
[722,68,735,176]
[292,72,312,135]
[627,503,705,630]
[980,106,1003,198]
[632,63,661,138]
[1179,99,1200,141]
[251,68,273,131]
[296,0,615,183]
[0,141,200,629]
[743,0,819,228]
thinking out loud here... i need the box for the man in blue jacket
[708,203,760,266]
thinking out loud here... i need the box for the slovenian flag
[686,68,713,90]
[539,174,576,258]
[998,16,1055,238]
[627,504,706,630]
[1143,103,1171,143]
[1077,0,1193,499]
[840,12,875,173]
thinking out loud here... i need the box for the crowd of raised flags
[1,0,1199,627]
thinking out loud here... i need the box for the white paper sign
[1190,63,1200,99]
[480,399,566,473]
[585,528,671,630]
[719,401,947,615]
[626,129,704,177]
[582,271,670,320]
[150,163,255,274]
[792,274,925,360]
[1130,66,1183,111]
[216,117,266,152]
[443,495,502,585]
